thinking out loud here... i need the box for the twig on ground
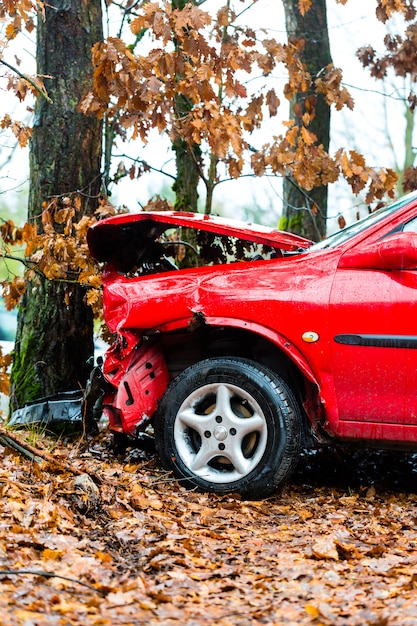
[0,569,105,595]
[0,425,99,480]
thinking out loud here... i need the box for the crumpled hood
[87,211,312,263]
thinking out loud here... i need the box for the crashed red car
[87,192,417,498]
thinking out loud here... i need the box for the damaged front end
[8,390,86,429]
[86,210,311,440]
[99,332,169,437]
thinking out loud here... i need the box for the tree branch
[1,253,40,273]
[0,425,89,477]
[113,154,177,181]
[0,254,100,288]
[0,59,53,104]
[0,569,105,595]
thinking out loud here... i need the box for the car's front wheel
[154,357,303,498]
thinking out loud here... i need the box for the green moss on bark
[10,0,102,410]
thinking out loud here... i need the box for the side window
[403,216,417,233]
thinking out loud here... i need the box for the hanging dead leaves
[78,1,398,200]
[0,431,417,625]
[0,193,118,322]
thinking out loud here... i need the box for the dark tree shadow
[292,446,417,493]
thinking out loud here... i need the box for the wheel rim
[173,382,269,484]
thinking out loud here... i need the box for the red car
[87,193,417,498]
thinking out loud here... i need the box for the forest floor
[0,427,417,626]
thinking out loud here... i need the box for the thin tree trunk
[172,135,201,213]
[10,0,103,411]
[282,0,332,241]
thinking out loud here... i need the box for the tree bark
[172,135,201,213]
[10,0,103,410]
[282,0,332,241]
[171,0,201,215]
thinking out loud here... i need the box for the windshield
[308,193,417,251]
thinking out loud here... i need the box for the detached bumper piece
[9,390,84,428]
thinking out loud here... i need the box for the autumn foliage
[0,430,417,624]
[2,3,417,621]
[80,1,397,204]
[357,1,417,192]
[0,196,117,316]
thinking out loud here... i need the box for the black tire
[154,357,303,498]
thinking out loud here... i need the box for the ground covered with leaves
[1,430,417,626]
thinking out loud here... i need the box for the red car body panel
[102,339,169,435]
[88,194,417,445]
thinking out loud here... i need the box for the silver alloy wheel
[173,382,268,484]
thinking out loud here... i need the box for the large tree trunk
[10,0,103,410]
[282,0,332,241]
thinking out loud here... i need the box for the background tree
[170,0,202,213]
[357,1,417,194]
[281,0,335,240]
[8,0,103,410]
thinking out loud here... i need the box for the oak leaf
[299,0,312,16]
[312,537,339,560]
[0,347,12,395]
[338,215,346,229]
[301,126,317,146]
[266,89,280,117]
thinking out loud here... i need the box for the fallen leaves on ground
[0,433,417,625]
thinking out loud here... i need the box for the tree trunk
[282,0,332,241]
[10,0,103,410]
[172,135,201,213]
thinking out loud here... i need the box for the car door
[329,231,417,426]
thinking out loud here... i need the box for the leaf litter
[0,432,417,625]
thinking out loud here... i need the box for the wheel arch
[157,315,322,434]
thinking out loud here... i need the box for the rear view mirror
[338,232,417,270]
